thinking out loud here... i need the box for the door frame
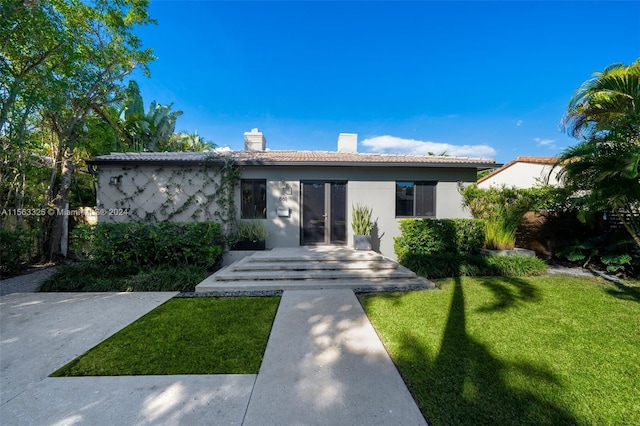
[300,181,347,246]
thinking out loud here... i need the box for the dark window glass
[396,181,415,217]
[396,181,436,217]
[241,179,266,219]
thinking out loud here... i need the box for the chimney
[337,133,358,153]
[244,128,266,151]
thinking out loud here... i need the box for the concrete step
[195,277,435,293]
[212,268,417,282]
[231,260,398,272]
[194,247,437,293]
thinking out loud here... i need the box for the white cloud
[361,135,496,158]
[534,137,556,149]
[516,120,523,126]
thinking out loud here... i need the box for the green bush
[71,222,222,269]
[39,263,209,292]
[0,227,38,276]
[394,218,485,261]
[400,253,547,279]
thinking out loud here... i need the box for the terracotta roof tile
[89,150,498,168]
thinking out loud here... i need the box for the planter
[353,235,372,251]
[233,240,266,251]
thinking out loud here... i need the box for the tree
[559,60,640,248]
[1,0,156,259]
[168,131,215,152]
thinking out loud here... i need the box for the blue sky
[131,1,640,163]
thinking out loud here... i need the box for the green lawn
[360,276,640,425]
[52,297,280,376]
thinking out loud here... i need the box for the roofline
[87,157,500,170]
[477,156,557,184]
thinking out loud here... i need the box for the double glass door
[301,181,346,245]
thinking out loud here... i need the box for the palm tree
[168,131,215,152]
[558,59,640,248]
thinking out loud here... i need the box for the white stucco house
[87,129,498,260]
[477,156,561,189]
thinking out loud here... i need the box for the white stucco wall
[95,164,222,223]
[95,163,478,260]
[478,163,561,189]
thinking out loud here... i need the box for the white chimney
[244,128,266,151]
[337,133,357,153]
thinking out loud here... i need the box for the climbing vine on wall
[97,154,240,236]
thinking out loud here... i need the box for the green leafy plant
[399,252,547,279]
[394,218,485,261]
[70,222,223,269]
[351,204,374,235]
[234,220,267,242]
[462,184,549,250]
[0,227,38,276]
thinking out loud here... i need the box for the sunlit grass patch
[360,275,640,425]
[52,297,280,376]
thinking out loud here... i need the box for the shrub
[352,204,374,235]
[39,263,208,292]
[394,218,485,261]
[0,227,38,276]
[400,253,547,279]
[462,184,550,250]
[70,222,222,269]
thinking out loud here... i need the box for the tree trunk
[47,146,74,259]
[614,207,640,250]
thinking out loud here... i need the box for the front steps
[195,247,436,293]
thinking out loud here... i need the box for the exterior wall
[239,166,475,260]
[95,164,222,223]
[96,163,477,260]
[478,163,561,189]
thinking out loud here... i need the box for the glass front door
[301,181,346,245]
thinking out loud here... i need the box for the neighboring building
[477,156,560,189]
[87,129,498,260]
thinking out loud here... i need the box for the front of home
[88,129,497,260]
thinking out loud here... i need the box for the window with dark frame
[241,179,267,219]
[395,181,436,217]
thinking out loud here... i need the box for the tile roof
[88,150,498,169]
[477,156,558,184]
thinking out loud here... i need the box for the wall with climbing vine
[95,160,239,234]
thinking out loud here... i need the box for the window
[396,181,436,217]
[241,179,266,219]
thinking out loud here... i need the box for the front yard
[360,275,640,425]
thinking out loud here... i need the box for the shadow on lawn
[396,277,579,425]
[604,281,640,303]
[474,276,541,312]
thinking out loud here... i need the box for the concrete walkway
[1,289,426,425]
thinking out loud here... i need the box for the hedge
[71,222,223,269]
[394,218,485,261]
[400,252,548,279]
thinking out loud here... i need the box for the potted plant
[232,220,266,250]
[351,204,374,250]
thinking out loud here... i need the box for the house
[477,156,560,189]
[87,129,498,260]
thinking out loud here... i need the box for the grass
[360,275,640,425]
[51,297,280,376]
[39,262,210,292]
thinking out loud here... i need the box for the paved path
[1,289,426,425]
[243,289,426,425]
